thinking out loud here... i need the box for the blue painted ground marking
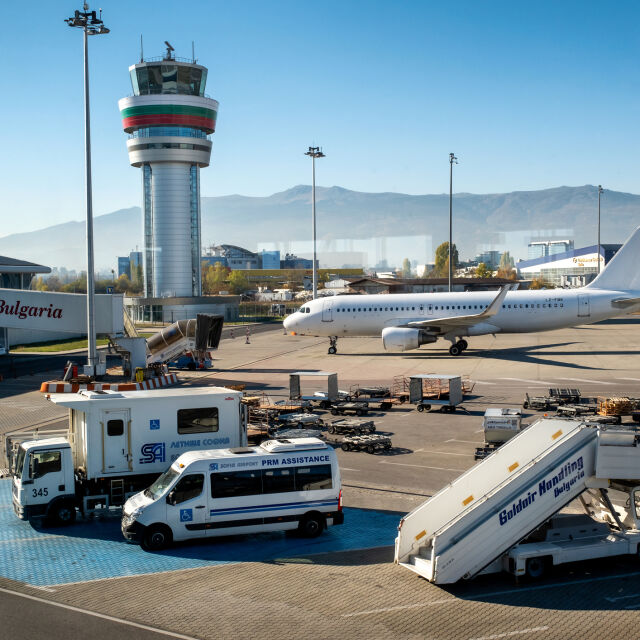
[0,480,399,587]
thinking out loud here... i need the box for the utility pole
[449,153,458,292]
[304,147,325,299]
[65,4,109,376]
[597,185,603,274]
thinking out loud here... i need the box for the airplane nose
[283,315,295,332]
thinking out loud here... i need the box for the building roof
[516,244,621,270]
[0,256,50,274]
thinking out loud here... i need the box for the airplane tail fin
[586,225,640,292]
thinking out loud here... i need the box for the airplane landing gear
[449,339,468,356]
[328,336,338,355]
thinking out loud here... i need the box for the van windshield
[144,467,180,500]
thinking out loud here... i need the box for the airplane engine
[381,327,437,352]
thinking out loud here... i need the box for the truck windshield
[144,468,180,500]
[14,448,26,478]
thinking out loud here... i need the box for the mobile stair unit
[395,417,640,584]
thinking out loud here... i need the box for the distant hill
[2,185,638,271]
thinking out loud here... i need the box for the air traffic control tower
[118,43,218,298]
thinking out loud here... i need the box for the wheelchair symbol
[180,509,193,522]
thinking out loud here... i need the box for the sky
[1,0,639,236]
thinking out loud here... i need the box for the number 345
[32,488,48,497]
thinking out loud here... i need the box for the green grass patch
[11,333,154,353]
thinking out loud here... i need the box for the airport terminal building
[516,244,621,287]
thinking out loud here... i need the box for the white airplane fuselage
[284,287,637,339]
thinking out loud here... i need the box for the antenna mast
[140,34,144,62]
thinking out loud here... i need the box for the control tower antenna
[140,34,144,62]
[192,40,195,63]
[164,41,174,60]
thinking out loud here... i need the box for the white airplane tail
[586,225,640,292]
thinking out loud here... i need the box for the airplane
[283,225,640,356]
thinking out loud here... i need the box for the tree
[132,263,143,286]
[228,270,249,294]
[434,242,459,277]
[529,277,550,290]
[401,258,412,278]
[203,263,228,294]
[496,268,518,281]
[499,251,514,271]
[475,262,492,279]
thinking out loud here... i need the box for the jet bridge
[395,417,640,584]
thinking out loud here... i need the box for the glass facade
[190,164,201,296]
[142,165,153,297]
[130,126,209,139]
[131,64,207,96]
[129,142,211,153]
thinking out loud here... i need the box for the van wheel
[49,501,76,526]
[142,524,173,551]
[526,556,548,579]
[299,513,324,538]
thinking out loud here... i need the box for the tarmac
[0,318,639,638]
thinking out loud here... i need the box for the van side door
[165,473,208,541]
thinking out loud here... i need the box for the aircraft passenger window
[525,304,528,308]
[537,304,540,308]
[554,303,558,307]
[560,303,563,307]
[412,307,415,311]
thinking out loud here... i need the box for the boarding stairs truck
[395,417,640,583]
[9,387,247,525]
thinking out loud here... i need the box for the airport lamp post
[65,4,109,376]
[305,147,325,299]
[448,153,458,292]
[597,185,603,274]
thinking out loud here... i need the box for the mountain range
[3,185,639,272]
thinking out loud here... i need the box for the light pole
[304,146,325,299]
[597,185,603,274]
[448,153,458,292]
[65,4,109,376]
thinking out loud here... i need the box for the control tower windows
[131,64,206,96]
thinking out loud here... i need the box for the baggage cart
[327,418,375,435]
[340,434,392,453]
[330,401,370,416]
[522,392,556,411]
[548,388,581,405]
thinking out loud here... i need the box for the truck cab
[12,437,76,524]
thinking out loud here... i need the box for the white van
[122,438,343,550]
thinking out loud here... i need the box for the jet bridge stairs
[395,417,640,584]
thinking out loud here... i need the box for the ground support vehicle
[597,396,640,420]
[277,413,324,428]
[555,403,597,418]
[9,387,246,525]
[340,434,392,454]
[409,375,464,413]
[395,417,640,584]
[121,437,343,550]
[305,390,351,409]
[474,408,522,459]
[548,388,581,405]
[327,419,376,435]
[522,392,556,411]
[330,401,370,416]
[272,427,324,440]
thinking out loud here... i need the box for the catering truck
[10,387,247,525]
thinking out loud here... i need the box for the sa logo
[139,442,166,464]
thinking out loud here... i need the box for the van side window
[107,419,124,436]
[295,465,332,491]
[177,407,219,434]
[30,450,61,479]
[211,470,262,498]
[171,474,204,504]
[262,468,295,494]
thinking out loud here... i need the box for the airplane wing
[405,286,509,334]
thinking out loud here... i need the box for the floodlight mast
[65,4,109,377]
[304,147,326,300]
[448,153,458,292]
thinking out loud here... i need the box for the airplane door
[101,410,131,474]
[577,294,590,318]
[322,300,333,322]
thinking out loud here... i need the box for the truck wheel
[367,444,375,454]
[341,442,351,451]
[523,401,529,409]
[49,501,76,526]
[299,513,324,538]
[142,524,173,551]
[526,556,548,579]
[417,404,425,412]
[328,425,336,434]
